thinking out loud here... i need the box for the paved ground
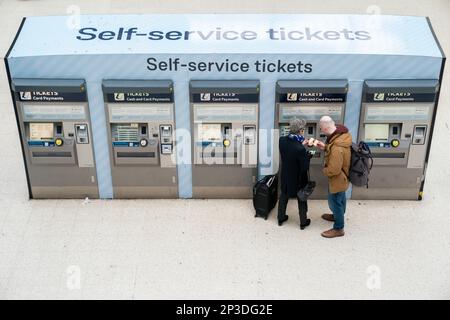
[0,0,449,299]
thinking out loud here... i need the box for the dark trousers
[278,192,308,225]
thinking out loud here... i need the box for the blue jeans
[328,191,346,230]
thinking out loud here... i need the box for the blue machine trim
[112,141,139,147]
[365,142,392,148]
[28,140,55,146]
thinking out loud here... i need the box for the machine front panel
[275,80,348,199]
[12,78,98,199]
[190,80,259,198]
[103,80,177,198]
[353,79,438,200]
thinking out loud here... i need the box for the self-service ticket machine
[353,80,439,200]
[11,78,98,198]
[275,80,348,199]
[190,80,259,198]
[103,80,177,198]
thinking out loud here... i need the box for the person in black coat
[278,118,312,229]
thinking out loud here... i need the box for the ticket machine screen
[199,123,222,143]
[364,124,389,142]
[29,123,54,141]
[113,123,139,143]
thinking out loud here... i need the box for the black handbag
[297,170,315,201]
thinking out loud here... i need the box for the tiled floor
[0,0,450,299]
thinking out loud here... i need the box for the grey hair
[289,118,307,134]
[319,115,335,129]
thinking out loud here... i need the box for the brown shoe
[321,213,335,222]
[321,228,345,238]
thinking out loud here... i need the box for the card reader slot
[201,152,238,159]
[117,152,155,158]
[32,151,72,158]
[372,153,405,159]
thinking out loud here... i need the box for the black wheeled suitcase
[253,174,278,220]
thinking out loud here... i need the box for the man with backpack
[316,116,352,238]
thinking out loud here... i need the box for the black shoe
[278,215,289,226]
[300,218,311,230]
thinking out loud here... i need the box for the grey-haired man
[278,118,312,229]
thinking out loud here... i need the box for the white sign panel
[194,105,257,122]
[110,104,172,122]
[280,105,343,121]
[366,106,430,121]
[22,104,86,120]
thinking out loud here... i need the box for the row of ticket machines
[11,78,439,200]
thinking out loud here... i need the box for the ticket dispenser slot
[353,79,439,200]
[275,80,348,199]
[412,125,427,145]
[11,78,98,199]
[160,124,173,154]
[243,125,256,145]
[103,80,177,198]
[75,124,89,144]
[190,80,259,198]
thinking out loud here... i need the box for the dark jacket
[279,136,310,197]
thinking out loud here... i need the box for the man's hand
[315,140,326,150]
